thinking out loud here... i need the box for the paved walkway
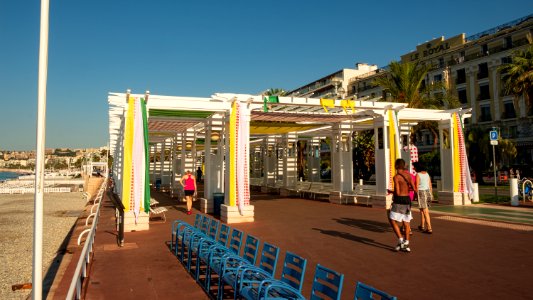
[51,189,533,300]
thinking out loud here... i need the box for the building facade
[346,15,533,166]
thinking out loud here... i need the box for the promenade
[51,188,533,300]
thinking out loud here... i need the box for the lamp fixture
[211,131,220,141]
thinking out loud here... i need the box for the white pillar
[371,115,392,209]
[282,133,298,188]
[307,138,321,182]
[510,178,519,206]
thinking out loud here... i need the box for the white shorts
[389,203,413,222]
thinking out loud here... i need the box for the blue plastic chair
[175,214,206,258]
[171,214,201,251]
[204,228,243,291]
[180,215,211,262]
[354,281,397,300]
[224,242,280,300]
[187,218,219,271]
[239,251,307,300]
[310,264,344,300]
[196,223,230,281]
[217,234,260,299]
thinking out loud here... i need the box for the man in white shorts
[388,159,415,252]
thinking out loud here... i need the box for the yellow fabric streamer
[229,101,237,206]
[388,110,398,190]
[452,115,461,192]
[121,97,135,212]
[340,99,355,113]
[320,98,335,113]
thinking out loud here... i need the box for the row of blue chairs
[171,214,396,300]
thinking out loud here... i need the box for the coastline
[0,168,32,174]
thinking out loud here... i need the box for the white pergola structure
[109,91,472,224]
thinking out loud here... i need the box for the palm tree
[373,61,431,108]
[499,46,533,116]
[373,61,460,150]
[264,88,287,96]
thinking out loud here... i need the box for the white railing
[65,178,107,300]
[0,187,72,194]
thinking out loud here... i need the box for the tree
[374,61,461,150]
[264,88,287,96]
[353,130,375,180]
[466,126,491,184]
[499,46,533,115]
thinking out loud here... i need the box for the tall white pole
[33,0,50,299]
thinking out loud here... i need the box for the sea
[0,171,20,182]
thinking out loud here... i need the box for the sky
[1,1,532,150]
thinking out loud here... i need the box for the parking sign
[490,130,498,141]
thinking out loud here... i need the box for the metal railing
[66,178,107,300]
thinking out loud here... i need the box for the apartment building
[286,63,378,99]
[349,15,533,164]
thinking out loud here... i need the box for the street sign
[490,140,498,145]
[490,130,498,141]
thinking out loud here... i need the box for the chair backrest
[193,214,202,227]
[241,235,260,265]
[257,242,280,277]
[280,251,307,292]
[217,224,230,247]
[207,219,220,240]
[310,264,344,300]
[354,282,397,300]
[199,215,210,234]
[227,228,243,255]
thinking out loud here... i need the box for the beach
[0,192,86,300]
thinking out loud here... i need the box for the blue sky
[1,1,532,150]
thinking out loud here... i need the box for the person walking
[196,166,203,183]
[388,158,415,252]
[180,170,197,215]
[413,162,433,234]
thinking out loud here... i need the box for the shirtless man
[389,158,416,252]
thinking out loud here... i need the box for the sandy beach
[0,192,86,300]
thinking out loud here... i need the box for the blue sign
[490,130,498,141]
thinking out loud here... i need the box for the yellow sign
[401,34,465,63]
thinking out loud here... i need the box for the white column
[262,137,277,190]
[282,133,298,188]
[438,118,465,205]
[307,138,321,182]
[371,115,392,208]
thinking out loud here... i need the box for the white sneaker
[401,240,411,253]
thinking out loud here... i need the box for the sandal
[424,228,433,234]
[418,225,426,231]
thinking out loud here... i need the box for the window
[478,62,488,79]
[503,101,516,119]
[478,83,490,100]
[439,57,445,68]
[456,68,466,84]
[434,74,443,82]
[481,44,489,55]
[501,56,512,65]
[457,88,467,104]
[480,105,492,122]
[504,36,513,49]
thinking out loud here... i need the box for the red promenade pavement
[51,189,533,300]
